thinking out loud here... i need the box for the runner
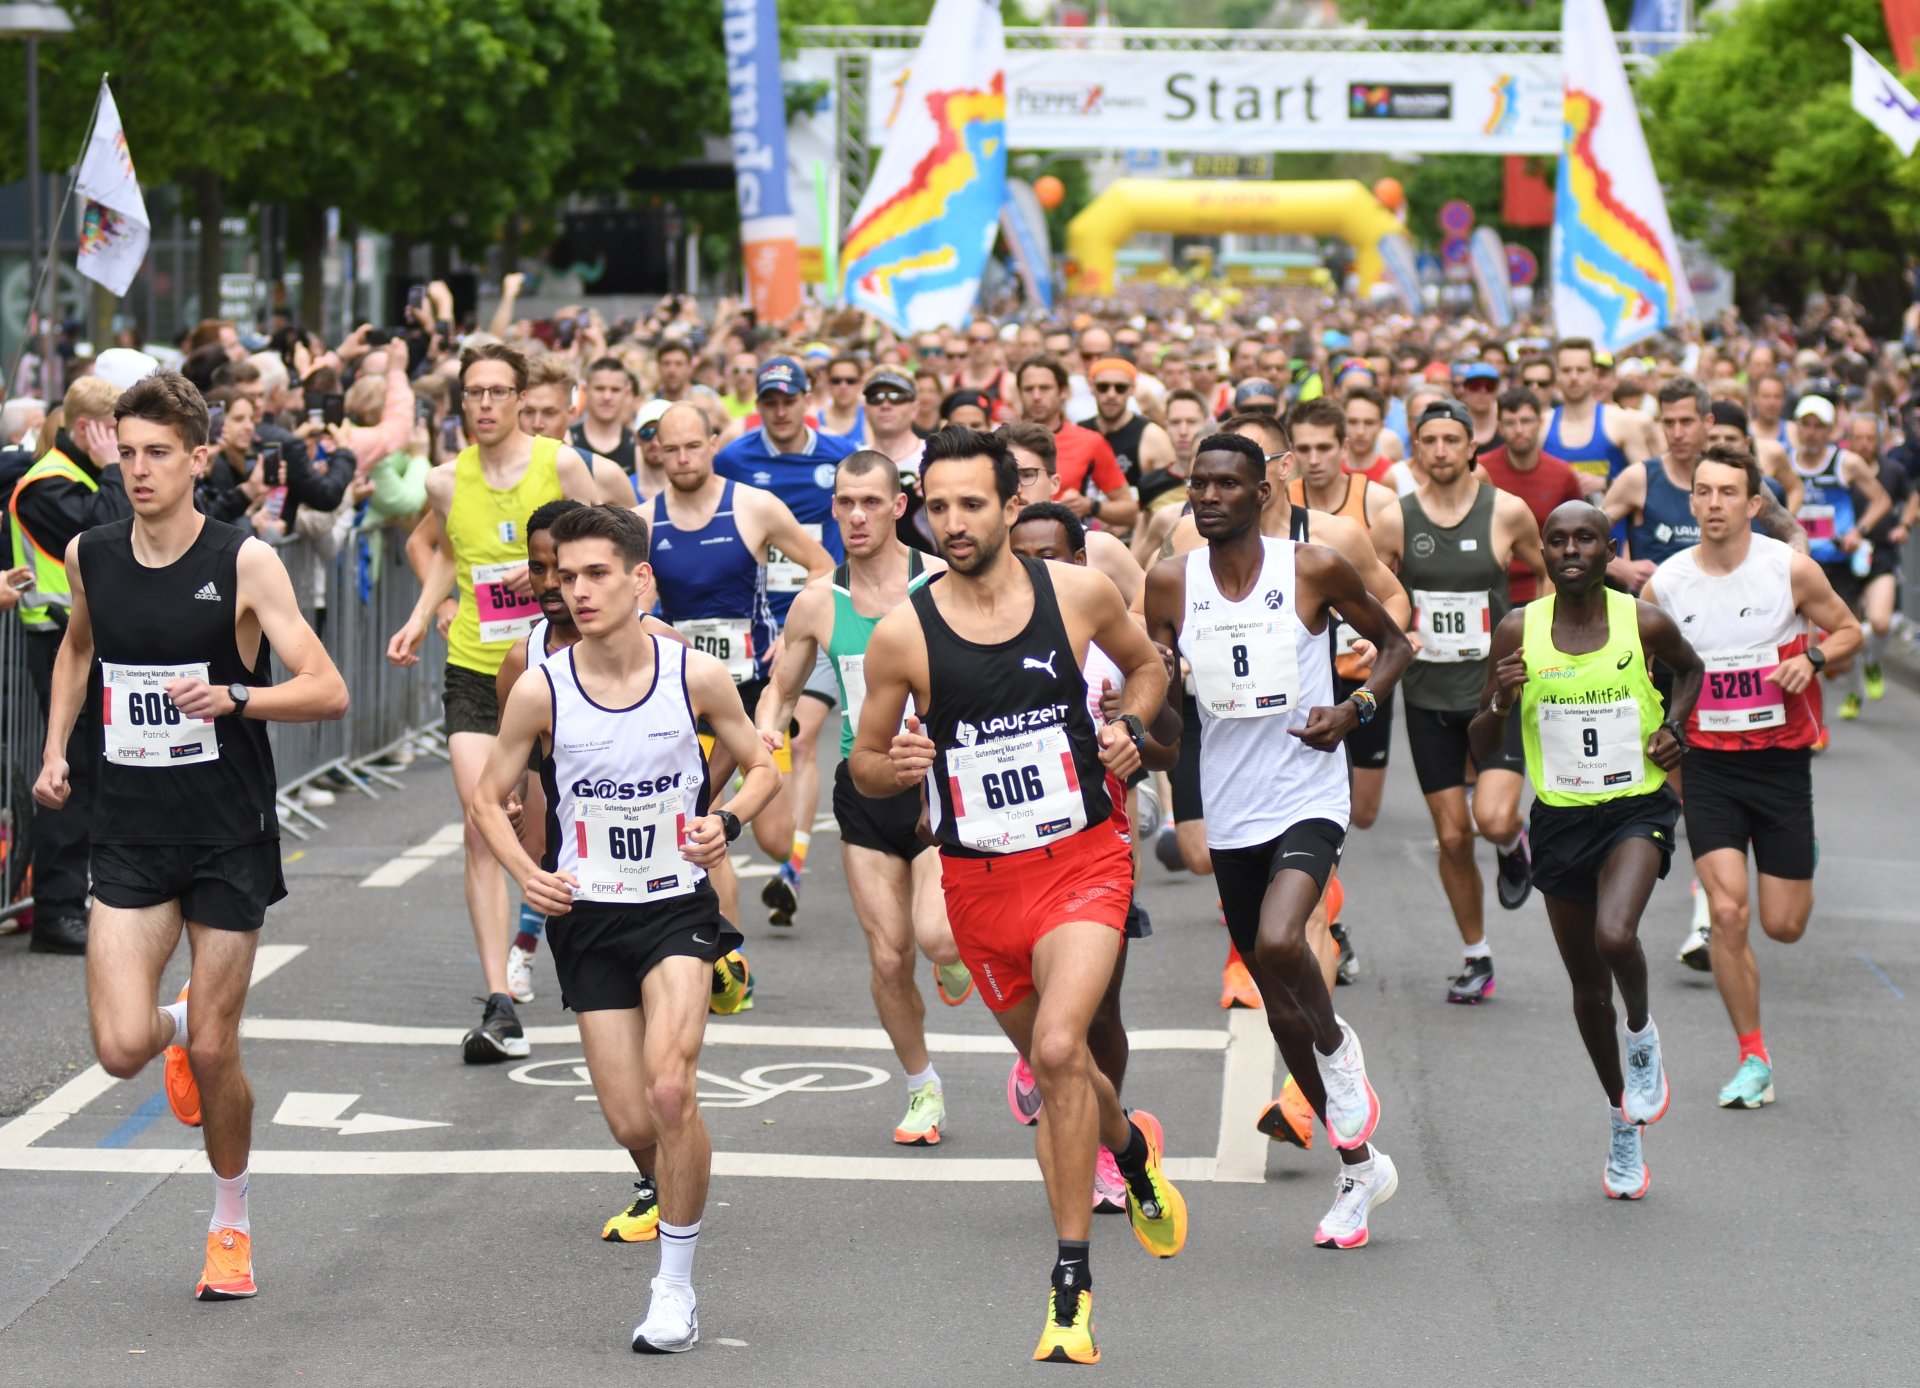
[1131,388,1206,564]
[1787,393,1890,639]
[819,355,866,439]
[1749,373,1791,448]
[32,370,349,1301]
[1367,399,1547,1002]
[1844,413,1916,715]
[1459,363,1504,456]
[1475,387,1586,605]
[1544,337,1656,493]
[1706,400,1801,515]
[386,342,601,1062]
[1016,354,1138,533]
[471,504,781,1353]
[519,353,650,504]
[1080,356,1174,490]
[1341,385,1399,490]
[1471,500,1702,1198]
[852,426,1186,1366]
[1643,444,1863,1109]
[999,420,1146,608]
[1144,430,1411,1248]
[569,356,639,476]
[714,357,861,924]
[754,450,973,1147]
[949,318,1013,421]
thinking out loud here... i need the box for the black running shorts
[1404,701,1525,796]
[91,839,287,932]
[1168,691,1205,823]
[442,662,501,738]
[1528,787,1681,905]
[1334,676,1395,770]
[1680,745,1816,880]
[832,760,929,861]
[546,882,743,1012]
[1212,818,1347,958]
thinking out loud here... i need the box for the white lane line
[1211,1007,1278,1184]
[0,1147,1220,1181]
[360,822,464,887]
[251,944,306,987]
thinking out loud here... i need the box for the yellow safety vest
[8,448,97,631]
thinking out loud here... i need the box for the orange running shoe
[194,1227,257,1301]
[1255,1073,1315,1149]
[1221,956,1261,1010]
[1324,872,1345,925]
[163,984,201,1129]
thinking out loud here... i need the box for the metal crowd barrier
[0,519,450,920]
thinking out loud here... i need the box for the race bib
[838,653,912,740]
[1796,504,1835,542]
[472,560,540,645]
[1413,589,1491,663]
[573,793,695,904]
[1186,611,1300,720]
[1696,648,1786,732]
[1538,699,1644,795]
[766,523,824,594]
[944,725,1087,854]
[101,662,218,767]
[678,617,755,684]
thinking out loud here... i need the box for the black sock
[633,1174,657,1206]
[1112,1119,1148,1179]
[1051,1240,1090,1323]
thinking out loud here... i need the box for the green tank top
[1519,587,1666,807]
[827,551,926,758]
[1398,482,1510,711]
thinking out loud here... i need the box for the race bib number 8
[1413,589,1491,663]
[1696,649,1786,731]
[678,618,754,684]
[1538,700,1643,795]
[944,726,1086,854]
[766,523,824,594]
[1185,612,1299,720]
[101,662,217,767]
[472,560,540,645]
[573,793,694,903]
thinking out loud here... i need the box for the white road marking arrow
[271,1092,448,1137]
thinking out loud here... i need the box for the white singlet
[1176,537,1350,848]
[541,637,709,905]
[524,617,558,673]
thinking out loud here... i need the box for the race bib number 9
[944,725,1086,854]
[766,523,824,594]
[678,618,754,684]
[1696,649,1786,731]
[1413,589,1491,663]
[1538,699,1644,795]
[1185,612,1300,720]
[573,793,694,903]
[472,560,540,645]
[101,662,218,767]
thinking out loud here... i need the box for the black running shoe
[1331,922,1357,985]
[1153,826,1186,873]
[761,864,800,926]
[1495,832,1533,911]
[1445,956,1496,1004]
[462,993,530,1063]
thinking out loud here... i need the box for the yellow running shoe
[602,1180,660,1242]
[935,959,975,1007]
[1033,1288,1099,1365]
[194,1227,257,1301]
[709,950,751,1016]
[1122,1109,1188,1259]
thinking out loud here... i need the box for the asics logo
[1616,651,1633,669]
[1023,651,1058,677]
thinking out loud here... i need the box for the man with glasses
[633,399,671,501]
[721,351,761,420]
[863,368,923,473]
[1080,357,1173,490]
[913,333,947,368]
[1458,363,1505,457]
[1066,325,1114,425]
[950,318,1011,422]
[820,356,867,440]
[571,357,640,476]
[1519,356,1557,403]
[1018,354,1138,534]
[386,343,601,1063]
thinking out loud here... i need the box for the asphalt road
[2,683,1917,1387]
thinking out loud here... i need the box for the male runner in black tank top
[33,371,348,1304]
[851,426,1184,1367]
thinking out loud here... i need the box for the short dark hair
[459,341,529,392]
[116,370,211,450]
[1497,386,1542,416]
[1657,375,1711,415]
[1288,397,1346,442]
[655,340,692,364]
[1015,353,1069,391]
[210,359,260,389]
[922,424,1018,503]
[1553,337,1597,366]
[1164,388,1208,416]
[828,355,863,377]
[1695,442,1763,498]
[1014,501,1085,555]
[838,448,901,497]
[1195,431,1267,482]
[527,497,586,540]
[1709,399,1751,434]
[585,356,638,393]
[995,419,1057,472]
[1343,383,1387,414]
[1221,411,1290,456]
[548,501,650,568]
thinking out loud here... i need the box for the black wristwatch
[1106,713,1146,751]
[1804,646,1827,673]
[227,682,251,716]
[1660,717,1689,749]
[715,809,742,843]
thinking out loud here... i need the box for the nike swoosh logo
[692,932,714,946]
[1283,851,1317,860]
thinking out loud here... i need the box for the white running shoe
[632,1277,699,1354]
[296,783,336,809]
[1678,881,1712,972]
[1314,1017,1381,1151]
[1621,1022,1669,1125]
[506,944,536,1005]
[1313,1148,1398,1249]
[1604,1112,1649,1199]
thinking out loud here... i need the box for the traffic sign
[1439,199,1476,237]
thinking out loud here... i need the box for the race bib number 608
[101,662,218,767]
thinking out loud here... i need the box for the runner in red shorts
[853,425,1186,1367]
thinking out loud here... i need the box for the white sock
[1463,940,1492,962]
[905,1065,940,1094]
[1626,1016,1656,1041]
[1495,830,1524,854]
[1865,629,1885,668]
[211,1169,250,1233]
[657,1219,700,1288]
[162,1000,189,1049]
[1691,880,1710,929]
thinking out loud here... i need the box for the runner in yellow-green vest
[1470,499,1702,1202]
[384,342,600,1063]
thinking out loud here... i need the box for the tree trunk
[192,169,224,325]
[294,198,327,334]
[389,233,415,324]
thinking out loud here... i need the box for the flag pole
[10,75,109,395]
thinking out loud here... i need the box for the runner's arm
[470,672,572,915]
[1758,443,1802,514]
[1296,544,1413,753]
[688,649,784,868]
[1842,451,1891,544]
[848,607,929,797]
[751,491,835,583]
[496,637,530,710]
[1785,552,1865,679]
[196,537,349,724]
[31,540,93,809]
[1498,492,1549,591]
[1467,609,1529,763]
[1140,557,1189,742]
[1319,511,1410,630]
[755,583,826,745]
[1598,464,1646,525]
[1075,563,1174,771]
[1137,421,1175,472]
[554,444,604,503]
[1637,602,1702,769]
[589,454,637,506]
[1086,531,1143,607]
[390,470,457,664]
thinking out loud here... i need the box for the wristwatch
[1660,717,1689,750]
[715,809,742,843]
[1106,713,1146,751]
[1347,688,1379,724]
[1804,646,1827,673]
[227,682,251,715]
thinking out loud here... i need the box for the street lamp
[1,3,76,362]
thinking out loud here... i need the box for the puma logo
[1023,652,1058,677]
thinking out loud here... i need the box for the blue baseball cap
[1459,363,1501,383]
[755,356,808,398]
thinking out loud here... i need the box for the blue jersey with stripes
[649,479,775,681]
[713,426,859,620]
[1790,445,1857,565]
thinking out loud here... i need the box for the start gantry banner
[859,47,1564,155]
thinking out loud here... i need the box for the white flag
[74,82,151,297]
[1847,35,1920,158]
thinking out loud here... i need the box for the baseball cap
[92,348,159,391]
[864,369,915,398]
[1416,399,1474,434]
[636,398,672,439]
[755,357,808,397]
[1233,378,1282,410]
[1793,394,1835,425]
[1460,363,1501,383]
[1709,400,1750,434]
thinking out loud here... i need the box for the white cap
[1793,394,1835,425]
[92,348,159,391]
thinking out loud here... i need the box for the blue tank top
[1791,445,1856,565]
[713,426,857,621]
[649,479,776,680]
[1544,403,1630,482]
[1628,459,1700,567]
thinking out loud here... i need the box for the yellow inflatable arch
[1065,178,1402,296]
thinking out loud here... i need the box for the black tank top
[78,517,278,845]
[1098,415,1149,488]
[912,556,1112,858]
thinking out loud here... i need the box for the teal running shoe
[1717,1056,1775,1110]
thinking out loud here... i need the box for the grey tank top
[1397,483,1509,711]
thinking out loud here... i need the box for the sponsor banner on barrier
[855,48,1562,154]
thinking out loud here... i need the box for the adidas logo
[193,581,221,602]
